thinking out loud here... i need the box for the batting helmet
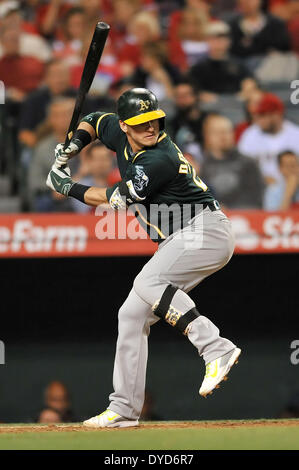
[117,88,166,126]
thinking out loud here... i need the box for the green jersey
[81,112,215,242]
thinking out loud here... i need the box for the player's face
[121,119,160,151]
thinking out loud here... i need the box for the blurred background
[0,0,299,423]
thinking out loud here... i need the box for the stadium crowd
[1,0,299,212]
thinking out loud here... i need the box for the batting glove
[54,140,82,168]
[46,164,74,196]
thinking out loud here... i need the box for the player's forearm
[83,187,108,206]
[70,181,130,210]
[67,183,108,206]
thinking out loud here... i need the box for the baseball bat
[64,21,110,149]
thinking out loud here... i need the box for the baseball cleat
[199,347,241,397]
[83,409,139,428]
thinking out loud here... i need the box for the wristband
[69,183,91,203]
[72,129,92,149]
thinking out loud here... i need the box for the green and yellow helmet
[117,88,166,127]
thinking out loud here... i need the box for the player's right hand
[54,142,81,168]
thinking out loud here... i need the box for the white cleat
[199,347,241,397]
[83,409,139,428]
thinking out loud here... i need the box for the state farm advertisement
[0,210,298,257]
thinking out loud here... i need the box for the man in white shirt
[264,151,299,210]
[238,93,299,184]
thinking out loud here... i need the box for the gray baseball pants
[109,207,236,420]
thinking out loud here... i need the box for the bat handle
[64,130,75,150]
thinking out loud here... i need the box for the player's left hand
[46,164,74,196]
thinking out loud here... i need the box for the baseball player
[46,88,241,428]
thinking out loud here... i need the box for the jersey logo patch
[139,100,150,111]
[134,166,149,193]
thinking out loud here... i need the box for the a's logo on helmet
[139,100,150,111]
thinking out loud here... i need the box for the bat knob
[96,22,110,31]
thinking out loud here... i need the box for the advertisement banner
[0,210,298,258]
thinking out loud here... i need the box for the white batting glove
[55,142,81,168]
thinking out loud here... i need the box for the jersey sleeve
[80,112,122,152]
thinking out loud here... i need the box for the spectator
[117,11,161,73]
[37,381,74,423]
[2,0,39,34]
[28,97,76,212]
[189,21,254,103]
[238,93,299,184]
[0,26,44,102]
[235,88,264,141]
[18,0,43,34]
[229,0,291,66]
[70,34,122,95]
[275,0,299,55]
[71,142,114,213]
[79,0,106,33]
[27,0,71,40]
[172,7,209,69]
[110,0,141,53]
[168,0,212,70]
[18,59,76,148]
[167,81,207,160]
[52,7,87,66]
[200,114,264,208]
[0,7,52,62]
[128,42,181,101]
[264,151,299,210]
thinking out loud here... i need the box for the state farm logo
[0,220,88,253]
[230,214,299,251]
[230,216,259,250]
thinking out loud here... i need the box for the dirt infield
[0,419,298,434]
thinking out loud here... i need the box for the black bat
[64,21,110,149]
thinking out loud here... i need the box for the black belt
[204,200,220,212]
